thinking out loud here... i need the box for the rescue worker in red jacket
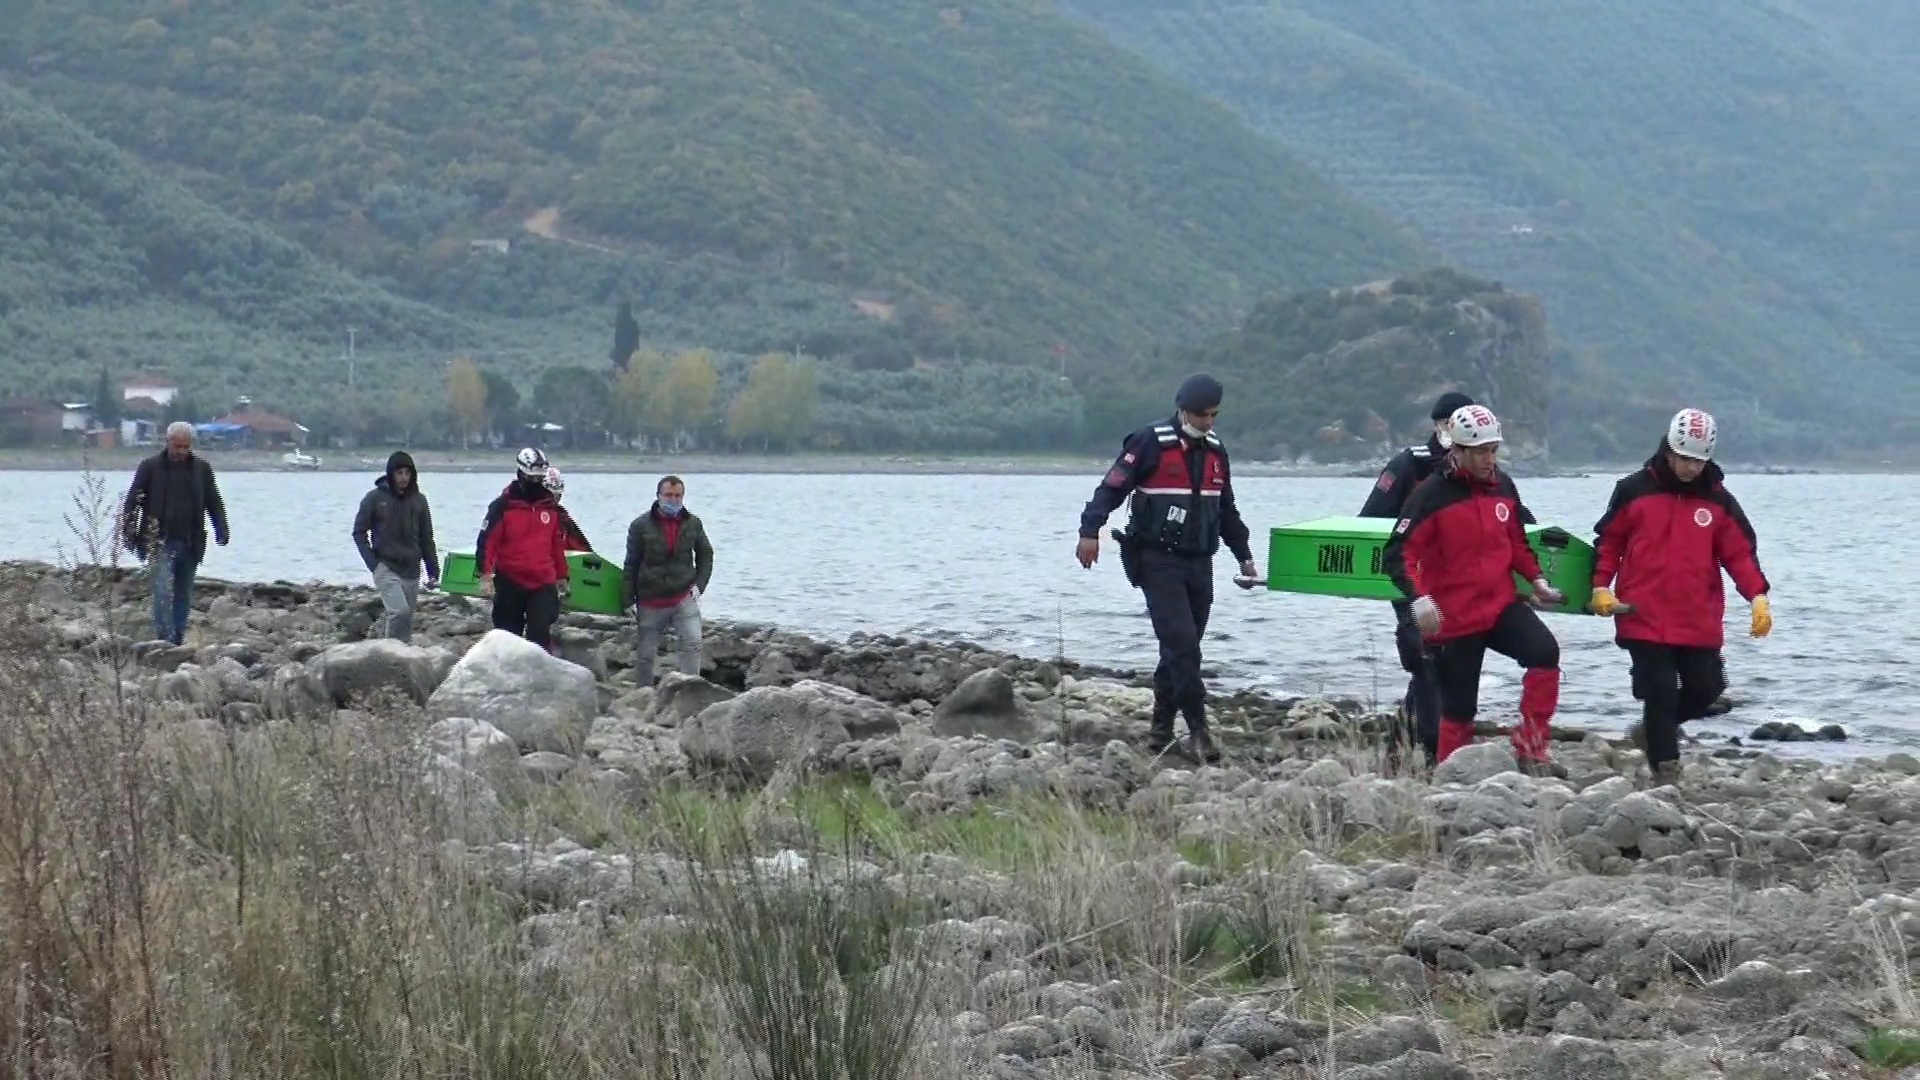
[1381,404,1567,773]
[1076,373,1260,764]
[475,448,571,650]
[542,466,594,552]
[1590,408,1772,787]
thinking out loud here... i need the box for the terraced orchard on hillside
[1061,0,1920,450]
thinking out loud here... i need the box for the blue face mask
[658,498,683,516]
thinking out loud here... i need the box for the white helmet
[514,447,549,480]
[1666,408,1717,461]
[1448,404,1503,448]
[542,465,565,496]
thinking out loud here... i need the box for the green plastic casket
[1262,516,1596,615]
[438,549,627,616]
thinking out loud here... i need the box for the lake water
[3,466,1910,754]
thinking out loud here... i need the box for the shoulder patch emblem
[1394,518,1410,534]
[1375,470,1396,492]
[1122,452,1136,464]
[1105,467,1130,488]
[1694,507,1713,527]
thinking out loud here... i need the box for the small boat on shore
[281,449,322,470]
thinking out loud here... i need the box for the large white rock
[427,630,598,754]
[423,716,520,777]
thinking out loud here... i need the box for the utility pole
[344,327,359,448]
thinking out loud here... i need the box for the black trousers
[1625,641,1726,767]
[1390,601,1441,761]
[492,576,561,649]
[1429,602,1562,718]
[1138,546,1213,738]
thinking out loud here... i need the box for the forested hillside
[1112,268,1553,462]
[0,81,965,441]
[1060,0,1920,454]
[0,0,1419,372]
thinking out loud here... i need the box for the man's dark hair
[657,474,684,494]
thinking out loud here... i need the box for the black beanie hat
[1430,391,1475,421]
[1175,373,1225,412]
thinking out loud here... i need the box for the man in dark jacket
[1075,373,1259,764]
[122,421,230,645]
[621,474,713,686]
[1359,390,1476,767]
[352,450,440,642]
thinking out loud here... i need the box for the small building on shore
[0,398,63,446]
[199,397,310,449]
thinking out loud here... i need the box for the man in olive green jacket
[621,475,714,686]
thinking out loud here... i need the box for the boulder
[932,668,1039,741]
[422,716,519,778]
[427,630,598,754]
[679,679,905,781]
[647,673,737,727]
[1433,741,1517,786]
[310,639,456,706]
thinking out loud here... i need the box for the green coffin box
[1263,516,1597,615]
[437,549,627,616]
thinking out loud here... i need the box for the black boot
[1145,711,1179,754]
[1189,727,1222,765]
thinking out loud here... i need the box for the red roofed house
[0,398,64,446]
[121,375,179,417]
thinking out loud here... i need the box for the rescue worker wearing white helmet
[1590,408,1771,786]
[473,447,571,651]
[1381,404,1567,775]
[542,466,594,553]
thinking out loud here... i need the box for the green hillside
[1059,0,1920,453]
[0,0,1424,375]
[3,77,1114,451]
[0,81,528,404]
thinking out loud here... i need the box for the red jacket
[1382,464,1543,642]
[1592,457,1768,648]
[478,481,570,589]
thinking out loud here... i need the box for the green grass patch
[1859,1028,1920,1069]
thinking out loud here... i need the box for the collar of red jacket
[1644,452,1725,494]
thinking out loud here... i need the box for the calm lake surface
[3,466,1909,755]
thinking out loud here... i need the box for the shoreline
[2,557,1880,758]
[0,447,1881,477]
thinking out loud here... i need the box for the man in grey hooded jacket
[352,451,440,641]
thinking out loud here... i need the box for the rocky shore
[5,558,1920,1079]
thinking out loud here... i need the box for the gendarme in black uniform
[1077,374,1255,763]
[1357,391,1474,765]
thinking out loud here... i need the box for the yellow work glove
[1590,586,1618,616]
[1750,594,1772,638]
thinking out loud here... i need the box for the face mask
[658,498,683,516]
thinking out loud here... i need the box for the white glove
[1411,595,1442,637]
[1531,578,1565,607]
[688,585,701,601]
